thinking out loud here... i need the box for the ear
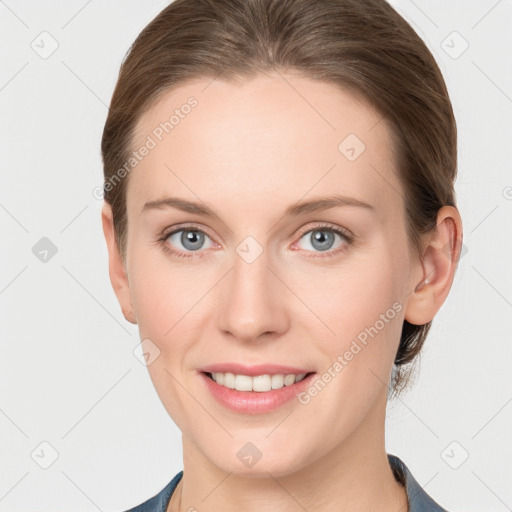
[404,205,463,326]
[101,202,137,324]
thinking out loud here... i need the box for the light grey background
[1,1,511,511]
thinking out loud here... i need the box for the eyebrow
[142,195,375,218]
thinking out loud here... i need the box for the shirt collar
[388,454,449,511]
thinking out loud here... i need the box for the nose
[216,245,289,343]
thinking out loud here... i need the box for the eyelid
[161,221,354,239]
[295,222,354,242]
[160,222,213,239]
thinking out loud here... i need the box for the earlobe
[404,206,463,326]
[101,203,137,325]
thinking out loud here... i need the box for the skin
[102,71,463,512]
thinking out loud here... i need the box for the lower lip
[199,372,316,414]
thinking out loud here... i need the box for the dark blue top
[124,454,449,511]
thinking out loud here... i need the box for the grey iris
[311,230,335,251]
[182,230,204,251]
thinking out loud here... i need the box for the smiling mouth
[203,371,316,392]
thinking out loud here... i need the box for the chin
[200,438,315,479]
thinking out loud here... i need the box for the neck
[170,389,408,512]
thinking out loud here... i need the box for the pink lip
[199,371,317,415]
[199,363,314,376]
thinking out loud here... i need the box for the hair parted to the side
[101,0,458,397]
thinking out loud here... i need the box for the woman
[101,0,463,510]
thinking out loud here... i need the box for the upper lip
[199,363,315,376]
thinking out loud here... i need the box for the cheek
[126,252,209,426]
[305,247,405,379]
[127,238,198,335]
[306,253,402,333]
[127,248,219,369]
[130,267,175,340]
[300,257,404,419]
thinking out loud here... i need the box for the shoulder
[388,454,451,512]
[123,470,183,512]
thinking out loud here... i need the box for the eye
[158,223,354,259]
[160,227,216,258]
[293,224,353,257]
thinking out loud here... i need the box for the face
[109,72,423,477]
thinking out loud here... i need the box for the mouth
[199,369,317,414]
[202,371,316,392]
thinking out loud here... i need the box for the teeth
[210,372,308,392]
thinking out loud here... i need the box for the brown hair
[101,0,458,396]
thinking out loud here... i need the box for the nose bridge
[217,235,287,341]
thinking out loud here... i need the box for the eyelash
[157,222,355,260]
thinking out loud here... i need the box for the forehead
[128,73,402,218]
